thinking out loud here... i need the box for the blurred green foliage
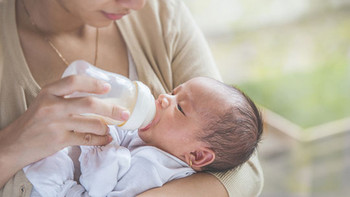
[239,63,350,128]
[195,3,350,129]
[232,10,350,128]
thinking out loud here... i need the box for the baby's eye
[177,104,185,115]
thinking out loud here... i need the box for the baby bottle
[61,60,156,130]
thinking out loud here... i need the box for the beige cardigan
[0,0,264,196]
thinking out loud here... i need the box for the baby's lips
[139,121,152,132]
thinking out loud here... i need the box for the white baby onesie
[24,126,195,197]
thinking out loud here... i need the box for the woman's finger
[63,96,130,122]
[44,75,111,97]
[63,115,110,136]
[67,131,113,147]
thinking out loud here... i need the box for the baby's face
[138,77,224,161]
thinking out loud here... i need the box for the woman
[0,0,264,196]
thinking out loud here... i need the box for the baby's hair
[199,80,263,172]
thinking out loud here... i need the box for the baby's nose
[157,94,170,108]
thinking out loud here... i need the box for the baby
[24,77,263,197]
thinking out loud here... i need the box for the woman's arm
[0,75,129,188]
[0,128,21,188]
[137,173,228,197]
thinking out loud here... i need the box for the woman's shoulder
[124,0,189,28]
[0,0,5,88]
[0,0,9,13]
[143,0,186,15]
[119,0,195,49]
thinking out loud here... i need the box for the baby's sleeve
[23,148,77,197]
[79,143,131,197]
[109,146,195,196]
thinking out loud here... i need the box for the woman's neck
[20,0,87,36]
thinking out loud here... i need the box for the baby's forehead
[194,94,232,122]
[181,77,239,115]
[188,78,232,104]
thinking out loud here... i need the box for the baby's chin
[137,129,150,143]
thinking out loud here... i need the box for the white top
[128,50,138,81]
[23,126,195,197]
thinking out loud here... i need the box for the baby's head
[138,77,263,172]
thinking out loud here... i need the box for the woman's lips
[102,11,128,20]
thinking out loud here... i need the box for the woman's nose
[157,94,173,109]
[116,0,146,10]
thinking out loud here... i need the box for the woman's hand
[0,75,129,188]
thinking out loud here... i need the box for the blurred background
[184,0,350,196]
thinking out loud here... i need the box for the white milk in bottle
[62,60,156,130]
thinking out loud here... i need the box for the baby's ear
[190,147,215,171]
